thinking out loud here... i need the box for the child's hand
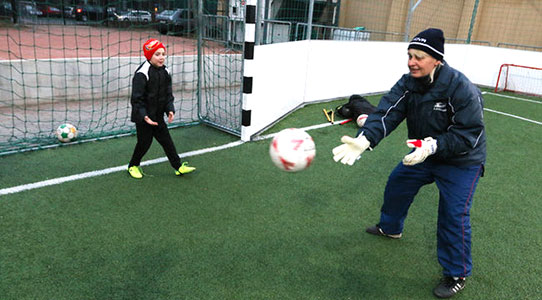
[144,116,158,126]
[168,112,174,123]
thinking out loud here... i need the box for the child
[127,38,196,179]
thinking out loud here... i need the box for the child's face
[150,48,166,67]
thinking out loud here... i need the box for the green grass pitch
[1,88,541,299]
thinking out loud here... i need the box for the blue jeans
[378,161,483,277]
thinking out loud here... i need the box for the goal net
[494,64,542,97]
[0,1,243,155]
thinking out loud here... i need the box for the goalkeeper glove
[402,137,437,166]
[332,135,371,166]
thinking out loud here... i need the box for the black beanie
[408,28,445,61]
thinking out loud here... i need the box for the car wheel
[82,15,88,22]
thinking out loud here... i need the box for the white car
[117,10,151,23]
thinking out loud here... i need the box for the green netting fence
[0,0,243,155]
[1,0,541,154]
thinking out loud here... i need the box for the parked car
[116,10,151,23]
[38,5,62,17]
[0,1,12,17]
[63,6,75,18]
[106,7,120,21]
[0,1,13,20]
[19,1,43,17]
[156,9,196,35]
[74,4,106,21]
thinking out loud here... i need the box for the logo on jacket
[433,102,447,112]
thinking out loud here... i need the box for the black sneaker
[433,276,465,298]
[365,225,402,239]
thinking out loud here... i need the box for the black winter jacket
[130,61,175,124]
[360,62,486,166]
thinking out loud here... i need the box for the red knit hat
[143,38,165,61]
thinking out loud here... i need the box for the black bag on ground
[336,95,377,119]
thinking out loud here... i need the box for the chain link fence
[257,0,542,51]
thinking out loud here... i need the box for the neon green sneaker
[128,166,143,179]
[175,162,196,176]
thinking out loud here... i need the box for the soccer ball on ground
[56,123,78,143]
[269,128,316,172]
[356,114,368,127]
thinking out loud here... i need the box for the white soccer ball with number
[269,128,316,172]
[56,123,78,143]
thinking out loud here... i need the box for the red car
[38,5,62,17]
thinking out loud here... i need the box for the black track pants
[128,122,181,170]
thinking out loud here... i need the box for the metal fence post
[306,0,315,40]
[255,0,263,45]
[467,0,480,44]
[197,0,203,117]
[404,0,423,42]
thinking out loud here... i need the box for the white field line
[0,122,337,196]
[2,107,539,197]
[482,91,542,104]
[481,91,542,124]
[484,108,542,125]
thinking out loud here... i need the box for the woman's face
[407,49,440,78]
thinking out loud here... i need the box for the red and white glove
[402,137,437,166]
[332,135,371,166]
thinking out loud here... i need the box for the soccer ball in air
[269,128,316,172]
[56,123,78,143]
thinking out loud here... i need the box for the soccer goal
[494,64,542,97]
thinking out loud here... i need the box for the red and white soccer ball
[269,128,316,172]
[56,123,78,143]
[356,114,368,127]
